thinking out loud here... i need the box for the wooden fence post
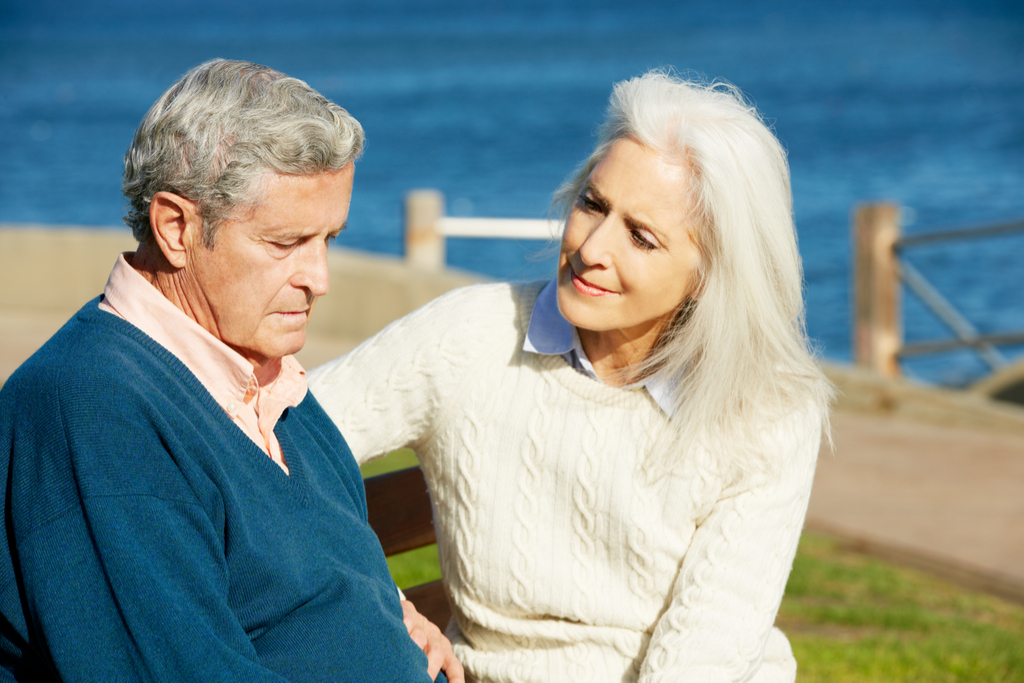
[404,190,445,271]
[853,202,902,377]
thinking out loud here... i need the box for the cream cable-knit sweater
[309,282,822,683]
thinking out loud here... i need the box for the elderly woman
[310,71,832,682]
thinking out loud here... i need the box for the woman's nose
[577,217,615,268]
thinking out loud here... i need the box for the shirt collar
[523,279,574,355]
[100,253,307,413]
[523,280,676,415]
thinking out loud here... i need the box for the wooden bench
[365,466,452,628]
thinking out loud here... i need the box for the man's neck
[130,241,189,308]
[129,242,281,382]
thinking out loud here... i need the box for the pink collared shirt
[98,253,306,474]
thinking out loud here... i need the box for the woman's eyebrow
[584,184,611,211]
[587,181,668,244]
[624,214,667,245]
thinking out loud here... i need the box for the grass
[360,447,420,479]
[780,532,1024,682]
[386,544,443,589]
[363,454,1024,679]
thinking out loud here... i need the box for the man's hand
[401,600,465,683]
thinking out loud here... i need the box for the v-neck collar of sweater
[81,299,310,492]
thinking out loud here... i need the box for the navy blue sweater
[0,300,437,682]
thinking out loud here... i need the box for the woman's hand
[402,599,465,683]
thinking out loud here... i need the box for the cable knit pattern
[450,389,486,603]
[309,282,822,683]
[570,399,605,624]
[510,367,548,615]
[626,415,663,626]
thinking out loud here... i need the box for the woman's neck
[577,326,662,387]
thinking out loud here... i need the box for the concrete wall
[3,225,1023,434]
[0,225,139,314]
[308,248,484,342]
[0,224,482,340]
[822,362,1024,436]
[0,225,483,381]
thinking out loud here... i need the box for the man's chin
[276,333,308,360]
[238,331,308,369]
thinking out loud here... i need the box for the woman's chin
[556,288,603,332]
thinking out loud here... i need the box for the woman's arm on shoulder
[638,404,824,683]
[308,283,518,465]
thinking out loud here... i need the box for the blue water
[2,0,1023,385]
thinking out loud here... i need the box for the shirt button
[227,402,238,413]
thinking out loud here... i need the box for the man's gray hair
[123,59,364,246]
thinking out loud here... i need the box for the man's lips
[570,267,615,297]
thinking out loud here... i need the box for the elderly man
[0,60,461,682]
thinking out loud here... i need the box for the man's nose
[298,241,330,298]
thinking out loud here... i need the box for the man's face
[181,166,354,373]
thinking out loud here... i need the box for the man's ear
[149,191,202,269]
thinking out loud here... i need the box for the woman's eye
[578,194,601,213]
[630,229,656,251]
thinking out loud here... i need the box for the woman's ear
[149,191,202,269]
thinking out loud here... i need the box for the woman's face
[557,137,702,350]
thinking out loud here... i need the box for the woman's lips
[570,267,615,297]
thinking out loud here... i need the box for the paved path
[809,411,1024,602]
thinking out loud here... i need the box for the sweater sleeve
[309,284,504,466]
[638,406,822,683]
[4,372,290,682]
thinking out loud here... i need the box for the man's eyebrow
[265,222,348,239]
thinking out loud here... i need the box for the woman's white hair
[123,59,364,246]
[554,70,832,472]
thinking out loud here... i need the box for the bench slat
[365,466,437,556]
[364,466,453,628]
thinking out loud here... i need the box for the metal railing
[853,203,1024,377]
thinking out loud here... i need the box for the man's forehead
[224,168,353,234]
